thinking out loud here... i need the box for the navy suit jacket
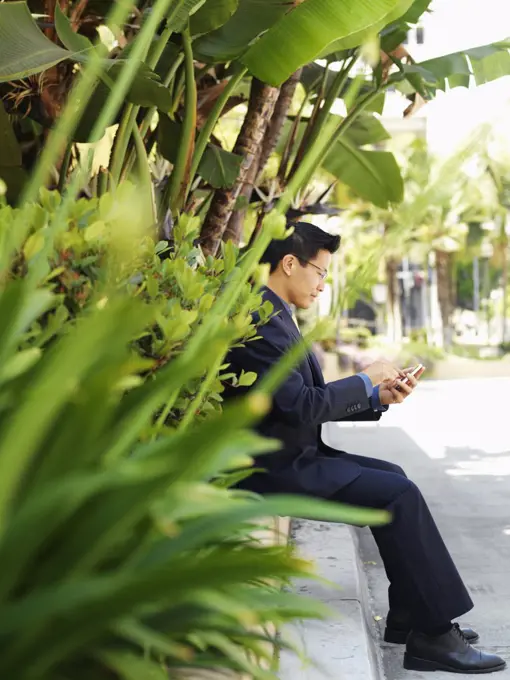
[224,288,383,498]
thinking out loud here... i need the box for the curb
[279,520,383,680]
[349,526,386,678]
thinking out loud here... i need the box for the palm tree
[344,139,496,348]
[485,152,510,344]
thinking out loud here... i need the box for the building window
[416,26,425,44]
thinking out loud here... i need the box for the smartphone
[400,363,424,385]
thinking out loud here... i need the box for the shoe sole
[385,630,480,645]
[404,653,507,674]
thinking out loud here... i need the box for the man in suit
[225,222,505,674]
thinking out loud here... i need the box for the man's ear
[281,254,295,277]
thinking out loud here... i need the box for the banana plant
[0,0,417,211]
[199,0,510,253]
[2,0,510,256]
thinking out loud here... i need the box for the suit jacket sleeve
[227,327,372,427]
[338,408,383,422]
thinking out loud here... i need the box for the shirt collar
[262,286,294,317]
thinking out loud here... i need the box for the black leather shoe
[404,624,506,674]
[385,623,479,645]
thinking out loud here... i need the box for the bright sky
[384,0,510,157]
[422,0,510,54]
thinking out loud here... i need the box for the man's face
[283,249,331,309]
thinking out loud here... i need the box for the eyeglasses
[295,257,328,281]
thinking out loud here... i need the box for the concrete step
[279,520,382,680]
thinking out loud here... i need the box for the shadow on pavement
[328,424,510,679]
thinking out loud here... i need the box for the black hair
[260,221,340,273]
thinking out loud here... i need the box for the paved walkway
[331,377,510,679]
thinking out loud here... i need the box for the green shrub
[398,341,445,375]
[0,194,387,679]
[317,326,372,353]
[2,185,273,429]
[338,326,372,348]
[451,343,503,361]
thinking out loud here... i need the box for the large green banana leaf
[0,1,186,112]
[318,0,420,60]
[241,0,415,86]
[278,111,401,207]
[158,115,243,188]
[0,1,77,81]
[324,141,404,208]
[278,112,391,152]
[398,0,432,24]
[323,112,403,208]
[343,113,391,147]
[390,40,510,95]
[189,0,239,36]
[380,0,433,52]
[193,0,292,62]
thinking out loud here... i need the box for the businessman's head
[260,221,340,309]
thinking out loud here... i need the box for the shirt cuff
[371,385,389,412]
[357,372,373,399]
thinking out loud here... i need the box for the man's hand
[379,365,426,406]
[363,359,404,387]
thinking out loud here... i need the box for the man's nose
[317,279,325,292]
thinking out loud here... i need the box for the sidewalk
[279,519,382,680]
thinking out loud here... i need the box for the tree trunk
[200,79,279,256]
[385,258,402,343]
[420,255,432,344]
[222,149,261,247]
[223,70,302,247]
[435,249,454,348]
[256,69,302,183]
[501,231,509,345]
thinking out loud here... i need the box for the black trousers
[329,452,474,628]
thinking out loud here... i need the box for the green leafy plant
[1,184,273,429]
[398,340,444,373]
[0,183,389,679]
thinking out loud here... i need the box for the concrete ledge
[251,516,291,546]
[275,516,291,544]
[279,520,382,680]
